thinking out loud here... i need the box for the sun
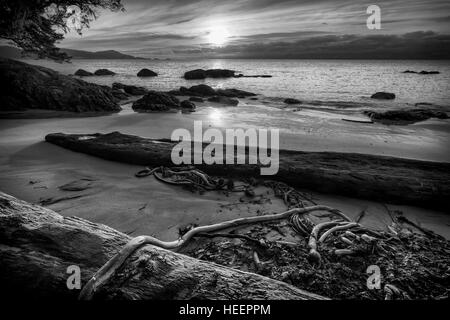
[207,26,230,46]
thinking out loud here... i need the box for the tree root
[335,249,355,256]
[319,222,359,243]
[79,205,340,300]
[194,232,263,246]
[307,221,343,265]
[136,166,224,191]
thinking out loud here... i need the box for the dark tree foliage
[0,0,123,61]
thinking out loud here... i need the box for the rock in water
[176,84,217,97]
[364,109,449,125]
[181,100,196,111]
[0,58,121,113]
[205,69,235,78]
[171,85,256,98]
[112,90,130,101]
[284,98,302,104]
[186,84,217,96]
[402,70,440,75]
[184,69,235,79]
[94,69,116,76]
[112,83,147,95]
[216,88,257,98]
[208,96,239,106]
[137,68,158,77]
[125,86,147,95]
[370,92,396,100]
[184,69,207,80]
[74,69,94,77]
[132,91,181,112]
[419,70,440,75]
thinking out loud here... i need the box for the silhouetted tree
[0,0,123,61]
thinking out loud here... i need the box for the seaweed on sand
[183,218,450,300]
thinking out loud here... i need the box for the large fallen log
[0,192,326,300]
[45,132,450,209]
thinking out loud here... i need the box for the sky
[60,0,450,59]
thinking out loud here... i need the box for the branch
[79,205,339,300]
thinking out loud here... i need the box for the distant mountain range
[0,46,146,60]
[61,48,146,60]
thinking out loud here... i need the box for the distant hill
[61,48,145,60]
[0,46,145,60]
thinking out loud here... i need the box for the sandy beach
[2,0,450,302]
[1,102,449,242]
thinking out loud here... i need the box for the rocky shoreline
[1,59,448,126]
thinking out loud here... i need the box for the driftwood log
[0,192,326,300]
[45,132,450,209]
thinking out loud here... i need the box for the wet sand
[1,104,449,240]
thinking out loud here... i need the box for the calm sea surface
[4,58,450,163]
[33,58,450,109]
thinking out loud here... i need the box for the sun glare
[207,26,230,46]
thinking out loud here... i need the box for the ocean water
[20,58,450,163]
[32,58,450,109]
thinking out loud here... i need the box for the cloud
[59,0,450,58]
[174,31,450,59]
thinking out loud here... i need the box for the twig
[355,207,367,223]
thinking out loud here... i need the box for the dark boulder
[137,68,158,77]
[370,92,396,100]
[170,85,256,99]
[181,100,196,111]
[189,97,204,103]
[364,109,449,125]
[284,98,302,104]
[186,84,217,96]
[112,83,147,96]
[132,91,180,112]
[74,69,94,77]
[216,88,256,98]
[123,86,147,95]
[184,69,207,80]
[419,71,440,75]
[205,69,235,78]
[402,70,440,75]
[112,90,130,101]
[112,82,126,90]
[178,86,190,95]
[94,69,115,76]
[208,96,239,106]
[184,69,235,79]
[0,58,121,113]
[237,74,272,78]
